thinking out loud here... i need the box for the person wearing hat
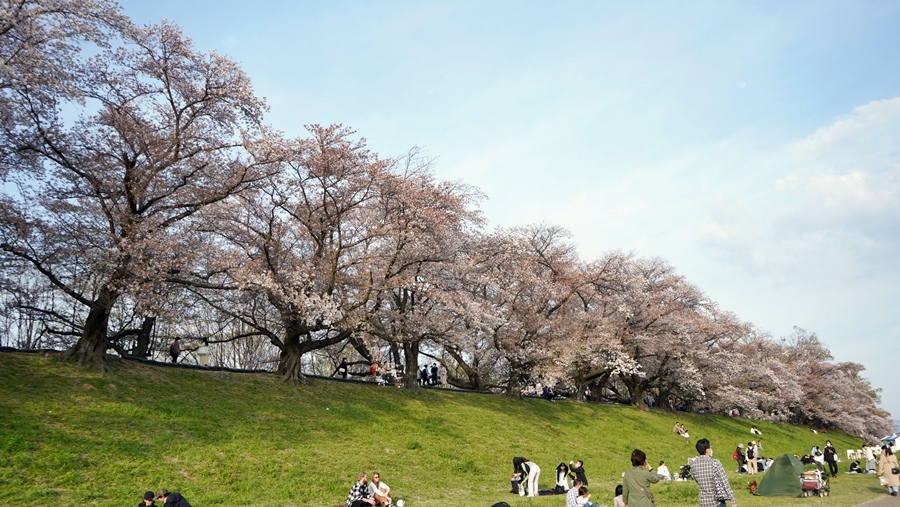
[746,441,758,475]
[156,489,192,507]
[139,491,155,506]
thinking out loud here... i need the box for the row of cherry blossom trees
[0,1,891,440]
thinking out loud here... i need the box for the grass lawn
[0,351,889,506]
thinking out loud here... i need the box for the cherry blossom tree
[1,20,277,369]
[191,125,391,383]
[360,151,483,387]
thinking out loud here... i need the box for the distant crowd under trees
[0,1,892,442]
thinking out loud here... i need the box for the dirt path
[857,493,900,506]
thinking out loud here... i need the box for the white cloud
[700,98,900,283]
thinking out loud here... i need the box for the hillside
[0,351,888,506]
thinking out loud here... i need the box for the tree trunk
[625,374,646,408]
[278,331,307,386]
[402,341,420,388]
[444,347,483,390]
[504,369,524,398]
[61,286,118,371]
[133,315,156,358]
[277,323,350,385]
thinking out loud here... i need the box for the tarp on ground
[756,453,805,497]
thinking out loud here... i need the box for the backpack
[747,447,755,459]
[732,450,738,461]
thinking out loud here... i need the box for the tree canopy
[0,0,891,441]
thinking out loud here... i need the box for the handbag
[891,467,900,475]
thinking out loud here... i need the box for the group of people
[138,489,191,507]
[334,358,437,387]
[796,440,840,477]
[346,471,394,507]
[827,442,900,497]
[591,441,738,507]
[672,422,690,443]
[731,440,768,475]
[418,363,440,386]
[336,425,900,504]
[507,439,739,507]
[510,456,543,497]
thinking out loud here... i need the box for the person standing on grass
[865,444,878,472]
[521,459,541,497]
[746,442,758,475]
[690,438,737,507]
[823,442,838,477]
[622,448,661,507]
[156,489,191,507]
[347,472,377,507]
[879,446,900,496]
[335,357,349,378]
[169,338,181,363]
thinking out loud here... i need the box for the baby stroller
[678,463,693,481]
[800,465,830,497]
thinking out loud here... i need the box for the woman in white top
[656,460,671,480]
[369,472,391,506]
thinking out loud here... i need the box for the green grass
[0,352,889,506]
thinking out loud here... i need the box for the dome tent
[755,453,805,497]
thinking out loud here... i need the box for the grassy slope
[0,352,888,506]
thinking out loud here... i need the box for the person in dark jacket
[139,491,155,506]
[823,443,838,477]
[156,489,191,507]
[569,459,588,486]
[169,338,181,363]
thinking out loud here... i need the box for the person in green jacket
[623,448,662,507]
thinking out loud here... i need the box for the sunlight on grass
[0,352,889,506]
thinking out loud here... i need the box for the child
[510,472,523,495]
[614,484,625,507]
[576,485,596,507]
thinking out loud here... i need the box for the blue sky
[120,0,900,424]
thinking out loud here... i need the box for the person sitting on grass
[369,471,392,506]
[139,491,155,506]
[576,485,598,507]
[565,479,584,507]
[657,460,672,480]
[614,484,625,507]
[347,472,377,507]
[156,489,191,507]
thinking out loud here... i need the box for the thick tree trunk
[133,316,156,358]
[504,369,524,398]
[626,375,646,409]
[402,341,420,388]
[61,286,118,371]
[278,331,307,386]
[277,322,351,385]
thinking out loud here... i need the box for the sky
[119,0,900,425]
